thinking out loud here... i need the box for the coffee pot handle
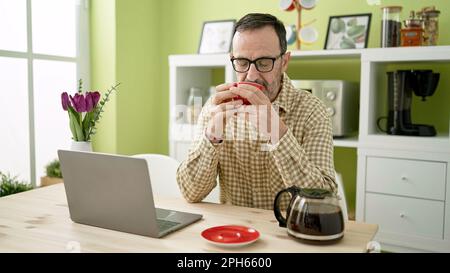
[273,186,299,228]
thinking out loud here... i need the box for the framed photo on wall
[324,13,371,50]
[198,20,236,54]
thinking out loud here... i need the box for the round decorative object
[298,0,318,10]
[279,0,296,11]
[286,24,297,45]
[201,225,260,247]
[298,26,318,44]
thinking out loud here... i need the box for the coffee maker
[383,69,440,136]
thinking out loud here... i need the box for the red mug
[231,82,265,105]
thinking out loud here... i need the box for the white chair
[132,154,182,198]
[134,153,221,203]
[335,171,349,222]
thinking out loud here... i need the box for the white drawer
[365,193,444,240]
[366,157,446,200]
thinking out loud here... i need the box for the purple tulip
[92,91,101,107]
[61,92,71,111]
[70,93,87,113]
[85,92,101,112]
[85,92,94,112]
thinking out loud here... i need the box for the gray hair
[233,13,287,54]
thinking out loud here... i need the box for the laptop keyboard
[156,219,180,231]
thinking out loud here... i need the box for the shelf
[360,134,450,153]
[290,46,450,62]
[362,46,450,63]
[169,54,229,67]
[333,136,359,148]
[290,49,363,60]
[168,46,450,67]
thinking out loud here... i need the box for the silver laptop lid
[58,150,160,237]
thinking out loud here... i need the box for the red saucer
[201,225,260,247]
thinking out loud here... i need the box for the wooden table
[0,184,378,253]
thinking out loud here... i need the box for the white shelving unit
[169,54,236,203]
[355,46,450,252]
[169,46,450,251]
[169,51,362,153]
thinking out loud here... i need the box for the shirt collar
[272,73,294,113]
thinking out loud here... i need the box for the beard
[243,67,284,102]
[261,69,283,102]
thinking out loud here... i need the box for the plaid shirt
[176,73,337,210]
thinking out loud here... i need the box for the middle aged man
[177,13,337,209]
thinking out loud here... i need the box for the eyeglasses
[230,53,284,73]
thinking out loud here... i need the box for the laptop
[57,150,202,238]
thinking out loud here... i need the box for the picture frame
[198,20,236,54]
[324,13,372,50]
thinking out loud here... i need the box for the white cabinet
[365,157,446,201]
[357,148,450,252]
[365,192,444,240]
[169,46,450,251]
[355,46,450,252]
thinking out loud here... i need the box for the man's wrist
[269,118,288,145]
[205,129,223,144]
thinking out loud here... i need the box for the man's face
[231,26,290,101]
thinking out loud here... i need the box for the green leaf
[78,79,83,93]
[68,112,77,140]
[0,171,33,197]
[331,18,346,34]
[347,18,357,27]
[67,106,81,124]
[67,106,85,140]
[340,36,356,49]
[45,159,62,178]
[347,25,366,38]
[82,111,93,140]
[85,82,121,140]
[69,110,85,141]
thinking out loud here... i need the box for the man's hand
[205,83,243,143]
[229,84,288,144]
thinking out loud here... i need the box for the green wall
[115,0,164,155]
[90,0,117,153]
[90,0,450,218]
[91,0,164,155]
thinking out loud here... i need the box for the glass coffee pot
[274,186,345,241]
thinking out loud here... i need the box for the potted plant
[61,79,120,151]
[0,172,33,197]
[40,159,63,187]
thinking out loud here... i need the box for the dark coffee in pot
[288,203,344,237]
[274,186,345,242]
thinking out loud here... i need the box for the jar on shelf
[417,6,440,46]
[401,11,424,47]
[381,6,403,47]
[186,87,203,124]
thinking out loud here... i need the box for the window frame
[0,0,90,186]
